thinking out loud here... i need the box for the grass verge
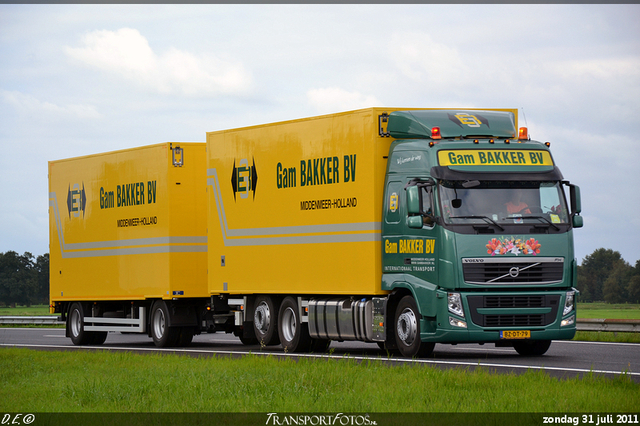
[1,348,638,413]
[0,304,51,316]
[577,303,640,320]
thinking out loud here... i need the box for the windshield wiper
[449,216,505,231]
[506,215,560,231]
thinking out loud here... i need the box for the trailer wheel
[176,327,194,347]
[394,296,435,358]
[278,297,311,353]
[68,303,92,346]
[68,303,107,346]
[513,339,551,356]
[253,295,280,346]
[151,301,179,347]
[91,331,108,345]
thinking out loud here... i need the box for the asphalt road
[2,328,639,382]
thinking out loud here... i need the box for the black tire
[90,331,108,345]
[68,303,107,346]
[513,339,551,356]
[150,301,180,348]
[68,303,92,345]
[253,295,280,346]
[239,335,259,345]
[176,327,194,347]
[278,297,311,353]
[238,326,259,345]
[394,295,435,358]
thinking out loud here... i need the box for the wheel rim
[281,307,296,343]
[153,308,166,339]
[397,307,418,347]
[70,308,81,338]
[254,302,271,335]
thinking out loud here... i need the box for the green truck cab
[380,110,581,357]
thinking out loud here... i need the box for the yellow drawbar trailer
[49,143,207,346]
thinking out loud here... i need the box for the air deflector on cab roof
[387,110,517,139]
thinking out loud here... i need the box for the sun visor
[387,110,517,139]
[430,165,564,181]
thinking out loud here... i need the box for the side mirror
[406,186,420,215]
[570,184,582,215]
[572,215,584,228]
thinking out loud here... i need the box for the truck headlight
[449,316,467,328]
[448,292,464,318]
[563,290,575,316]
[561,315,575,327]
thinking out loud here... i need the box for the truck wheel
[513,339,551,356]
[394,296,435,358]
[253,295,280,346]
[239,335,259,345]
[91,331,108,345]
[278,297,312,353]
[151,301,179,347]
[68,303,92,346]
[236,325,259,345]
[176,327,194,347]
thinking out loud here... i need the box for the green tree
[627,260,640,304]
[603,259,632,304]
[0,251,39,307]
[35,253,50,305]
[577,248,625,302]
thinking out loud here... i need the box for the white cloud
[1,90,102,119]
[389,32,469,86]
[307,87,381,114]
[64,28,251,97]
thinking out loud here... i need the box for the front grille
[485,314,545,327]
[467,294,560,328]
[463,257,564,284]
[484,295,545,308]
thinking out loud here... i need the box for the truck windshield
[439,181,570,227]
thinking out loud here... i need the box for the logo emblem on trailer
[67,183,87,218]
[231,158,258,201]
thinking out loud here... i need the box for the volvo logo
[509,267,520,278]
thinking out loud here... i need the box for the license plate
[500,330,530,339]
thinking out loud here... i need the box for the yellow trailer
[49,142,207,346]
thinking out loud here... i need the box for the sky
[1,4,639,266]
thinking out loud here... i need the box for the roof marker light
[431,127,441,140]
[545,142,551,147]
[473,139,479,144]
[518,127,528,140]
[429,141,436,147]
[489,139,494,144]
[505,139,510,144]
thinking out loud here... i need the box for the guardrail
[0,316,639,332]
[576,318,640,333]
[0,316,64,325]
